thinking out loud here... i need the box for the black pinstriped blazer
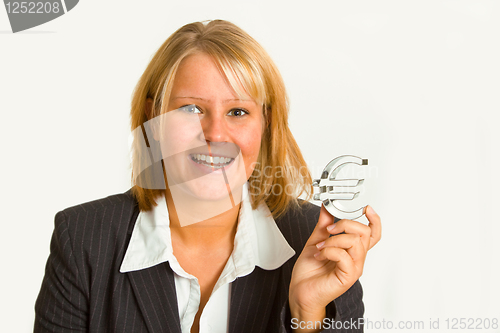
[34,190,364,332]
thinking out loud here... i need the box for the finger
[365,205,382,250]
[314,247,355,276]
[327,219,371,251]
[316,234,367,263]
[305,204,335,247]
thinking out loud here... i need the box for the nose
[200,113,229,144]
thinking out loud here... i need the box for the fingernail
[326,224,336,232]
[367,206,375,214]
[314,252,321,258]
[316,241,325,249]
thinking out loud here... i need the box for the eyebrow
[172,96,254,104]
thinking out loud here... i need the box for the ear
[145,98,154,120]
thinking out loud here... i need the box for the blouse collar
[120,183,295,274]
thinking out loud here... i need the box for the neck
[165,187,241,250]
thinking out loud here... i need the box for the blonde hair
[130,20,312,218]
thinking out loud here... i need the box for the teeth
[192,154,232,166]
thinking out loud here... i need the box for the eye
[179,104,202,114]
[227,108,248,117]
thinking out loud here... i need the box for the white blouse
[119,183,295,333]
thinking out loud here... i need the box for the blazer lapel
[127,262,182,333]
[123,194,181,333]
[229,267,281,333]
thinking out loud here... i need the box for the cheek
[238,129,262,168]
[157,114,203,154]
[159,130,192,157]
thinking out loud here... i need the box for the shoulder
[53,189,139,257]
[59,189,138,220]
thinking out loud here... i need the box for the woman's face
[158,52,264,205]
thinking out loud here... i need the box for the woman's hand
[288,205,382,332]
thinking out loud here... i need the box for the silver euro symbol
[313,155,368,220]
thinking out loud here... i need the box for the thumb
[305,204,336,247]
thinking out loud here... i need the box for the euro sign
[313,155,368,220]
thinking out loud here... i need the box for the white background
[1,1,499,332]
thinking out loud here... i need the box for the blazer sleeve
[278,280,364,333]
[274,202,365,332]
[34,211,89,332]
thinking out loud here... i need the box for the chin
[168,179,244,226]
[188,182,230,201]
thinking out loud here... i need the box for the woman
[34,20,381,333]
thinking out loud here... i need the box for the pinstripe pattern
[34,190,364,332]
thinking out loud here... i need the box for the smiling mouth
[189,153,234,169]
